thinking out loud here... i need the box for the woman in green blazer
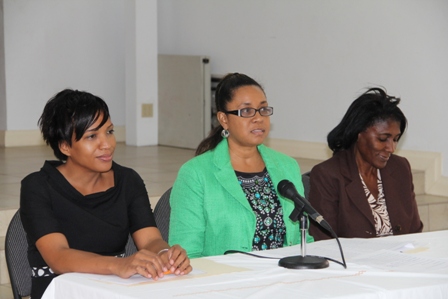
[169,73,313,258]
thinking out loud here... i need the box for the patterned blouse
[359,169,393,237]
[235,168,286,250]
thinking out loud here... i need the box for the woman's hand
[35,229,191,280]
[129,227,192,278]
[114,249,169,280]
[158,244,192,275]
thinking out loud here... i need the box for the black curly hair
[327,87,407,153]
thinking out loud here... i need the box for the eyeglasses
[223,106,274,118]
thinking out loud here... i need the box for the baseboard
[0,126,126,147]
[264,138,333,161]
[1,130,46,147]
[264,138,448,197]
[0,130,4,147]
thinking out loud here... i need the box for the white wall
[0,0,6,131]
[158,0,448,176]
[3,0,448,176]
[3,0,126,129]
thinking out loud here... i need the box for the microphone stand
[278,206,329,269]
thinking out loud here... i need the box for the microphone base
[278,255,329,269]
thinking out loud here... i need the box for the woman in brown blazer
[309,88,423,241]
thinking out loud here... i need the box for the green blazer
[169,139,314,258]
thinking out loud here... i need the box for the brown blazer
[308,147,423,241]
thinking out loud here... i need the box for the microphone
[277,179,347,270]
[277,179,334,236]
[275,179,330,269]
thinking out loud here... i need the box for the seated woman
[308,88,423,240]
[20,89,191,299]
[169,73,314,258]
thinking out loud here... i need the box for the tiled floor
[0,285,14,299]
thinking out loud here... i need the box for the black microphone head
[278,179,336,237]
[277,180,299,199]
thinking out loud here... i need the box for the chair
[124,187,171,256]
[153,187,172,242]
[4,192,172,298]
[5,209,31,299]
[5,210,142,298]
[302,171,311,199]
[124,234,138,256]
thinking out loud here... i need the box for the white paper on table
[84,258,250,286]
[349,249,448,274]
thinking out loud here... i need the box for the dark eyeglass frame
[223,106,274,118]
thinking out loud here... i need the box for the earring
[221,129,230,138]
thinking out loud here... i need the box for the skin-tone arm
[36,227,192,280]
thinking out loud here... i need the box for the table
[42,230,448,299]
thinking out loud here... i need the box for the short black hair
[327,87,407,153]
[38,89,110,161]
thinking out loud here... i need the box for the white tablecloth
[42,230,448,299]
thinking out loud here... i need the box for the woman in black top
[20,89,191,299]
